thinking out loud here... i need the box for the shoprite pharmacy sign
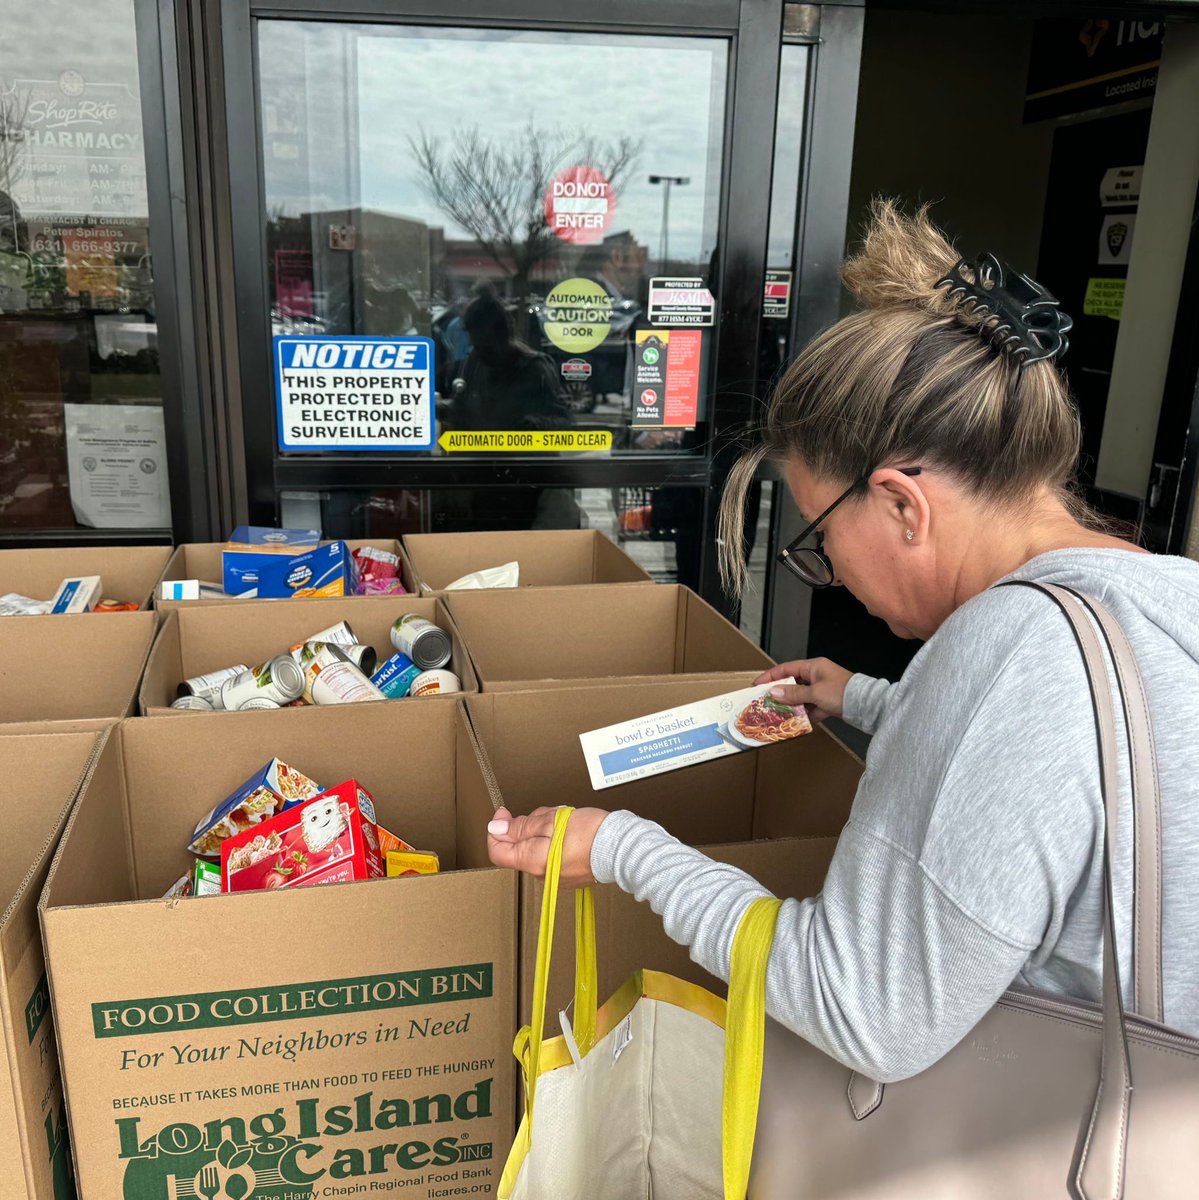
[274,336,435,451]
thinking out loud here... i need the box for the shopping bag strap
[517,807,599,1124]
[723,896,784,1200]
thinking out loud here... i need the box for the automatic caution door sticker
[274,336,435,451]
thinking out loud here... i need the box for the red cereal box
[220,779,385,893]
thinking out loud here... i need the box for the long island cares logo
[544,164,615,244]
[117,1083,495,1199]
[543,278,612,354]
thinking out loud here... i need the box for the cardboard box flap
[0,732,105,934]
[0,611,156,723]
[0,545,171,610]
[593,532,654,583]
[405,529,651,591]
[447,584,771,689]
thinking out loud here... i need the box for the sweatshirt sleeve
[590,810,1037,1083]
[841,673,896,735]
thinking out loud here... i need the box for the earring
[905,529,914,541]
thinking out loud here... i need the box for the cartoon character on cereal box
[226,795,351,890]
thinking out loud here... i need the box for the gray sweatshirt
[589,549,1199,1082]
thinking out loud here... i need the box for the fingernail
[487,819,509,836]
[770,687,787,699]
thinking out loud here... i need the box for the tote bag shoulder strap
[1002,580,1164,1018]
[1001,579,1161,1200]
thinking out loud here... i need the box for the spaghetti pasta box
[49,575,102,613]
[222,526,320,594]
[188,757,324,856]
[221,779,385,892]
[579,678,812,790]
[257,540,360,599]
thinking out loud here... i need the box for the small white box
[579,677,811,790]
[49,576,103,614]
[160,579,201,601]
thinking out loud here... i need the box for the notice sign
[545,164,615,244]
[632,329,701,429]
[274,336,434,451]
[648,277,715,327]
[1084,277,1125,320]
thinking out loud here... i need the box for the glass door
[225,0,786,605]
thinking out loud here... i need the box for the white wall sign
[274,336,435,451]
[1099,165,1142,208]
[63,402,170,529]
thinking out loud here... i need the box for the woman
[486,202,1199,1081]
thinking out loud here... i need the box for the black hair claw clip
[934,252,1073,368]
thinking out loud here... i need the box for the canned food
[240,697,282,711]
[178,663,250,709]
[307,620,357,646]
[409,669,461,697]
[220,655,305,711]
[372,652,421,699]
[171,695,214,711]
[305,646,385,706]
[391,613,452,670]
[292,639,377,677]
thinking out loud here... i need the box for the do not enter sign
[545,164,615,244]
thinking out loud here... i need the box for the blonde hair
[719,199,1083,594]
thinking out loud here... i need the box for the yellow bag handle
[723,896,784,1199]
[517,807,599,1122]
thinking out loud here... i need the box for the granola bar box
[221,779,385,892]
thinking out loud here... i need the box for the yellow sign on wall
[1083,277,1125,320]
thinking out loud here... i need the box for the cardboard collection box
[139,595,477,714]
[404,529,652,592]
[157,538,416,611]
[0,611,157,725]
[446,583,773,691]
[0,724,108,1200]
[0,545,172,612]
[39,702,517,1200]
[463,680,863,1019]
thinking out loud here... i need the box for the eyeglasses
[778,467,922,588]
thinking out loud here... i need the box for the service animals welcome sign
[274,337,435,451]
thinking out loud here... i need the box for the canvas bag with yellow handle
[499,806,780,1199]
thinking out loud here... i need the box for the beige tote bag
[751,582,1199,1199]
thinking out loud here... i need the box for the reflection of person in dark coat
[439,287,580,531]
[451,289,571,431]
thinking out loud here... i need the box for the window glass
[0,0,170,532]
[259,23,727,458]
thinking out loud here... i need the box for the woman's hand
[486,806,610,887]
[755,658,853,723]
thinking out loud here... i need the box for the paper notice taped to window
[63,403,171,529]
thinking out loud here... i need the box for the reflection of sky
[0,0,147,216]
[767,46,810,268]
[259,23,727,265]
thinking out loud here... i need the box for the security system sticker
[648,277,715,326]
[764,269,792,319]
[274,336,434,451]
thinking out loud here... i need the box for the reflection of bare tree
[0,88,31,255]
[409,123,641,300]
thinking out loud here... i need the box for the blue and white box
[222,526,320,595]
[579,679,811,790]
